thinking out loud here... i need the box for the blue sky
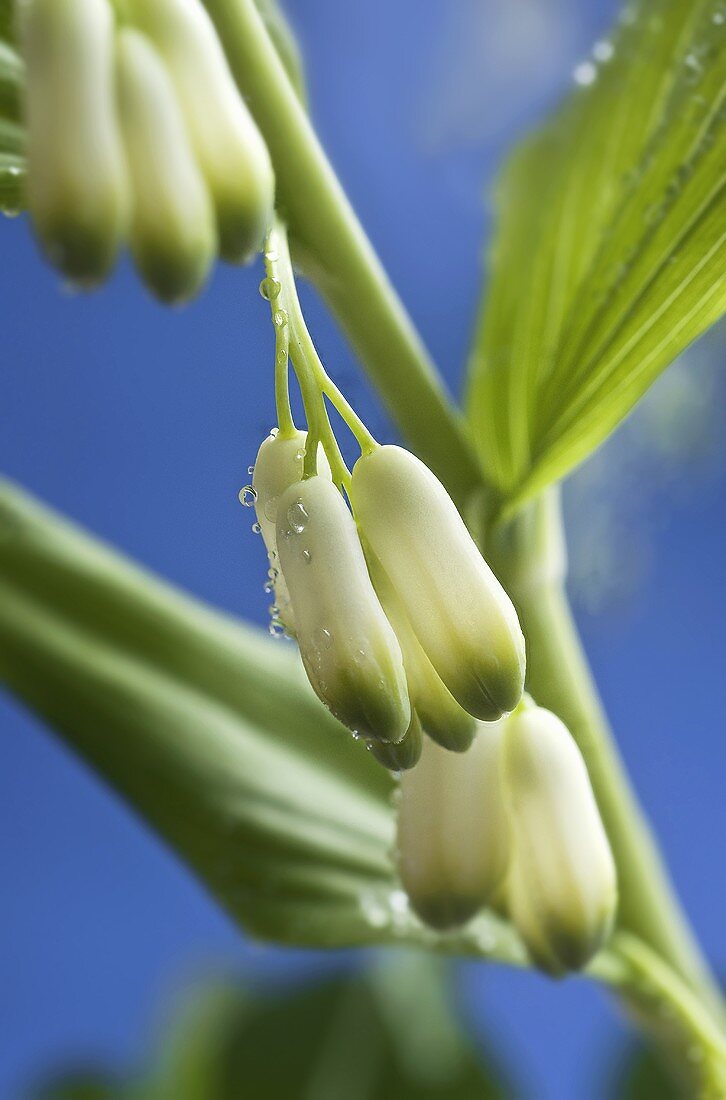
[1,1,724,1097]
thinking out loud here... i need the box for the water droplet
[287,500,309,534]
[268,603,280,616]
[360,892,390,930]
[573,60,597,85]
[258,277,281,301]
[263,581,274,594]
[268,567,279,580]
[301,548,312,563]
[247,465,255,476]
[592,39,613,62]
[684,53,702,84]
[314,626,333,651]
[266,249,278,263]
[251,521,261,534]
[238,485,257,507]
[269,620,286,638]
[270,427,279,438]
[273,309,288,328]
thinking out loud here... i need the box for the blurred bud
[115,29,216,304]
[397,722,511,929]
[276,475,410,743]
[369,710,423,772]
[251,429,330,634]
[502,704,617,974]
[351,446,525,722]
[369,557,475,752]
[126,0,274,263]
[20,0,128,283]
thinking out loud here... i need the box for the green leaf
[38,958,518,1100]
[467,0,726,514]
[0,479,395,948]
[0,480,524,963]
[610,1043,682,1099]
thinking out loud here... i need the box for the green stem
[487,490,724,1024]
[200,0,481,509]
[262,234,295,437]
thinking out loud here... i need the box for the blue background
[1,1,724,1096]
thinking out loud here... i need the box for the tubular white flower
[397,722,511,929]
[369,558,476,753]
[369,709,423,772]
[115,29,216,304]
[275,475,410,744]
[502,704,617,974]
[351,446,525,722]
[125,0,274,263]
[251,430,331,634]
[20,0,128,283]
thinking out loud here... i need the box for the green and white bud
[20,0,128,283]
[351,446,525,722]
[369,558,476,753]
[251,429,330,634]
[397,722,511,929]
[115,28,216,304]
[125,0,274,263]
[369,710,423,772]
[502,704,617,974]
[276,475,410,744]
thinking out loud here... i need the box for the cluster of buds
[19,0,274,301]
[249,435,526,769]
[398,700,618,974]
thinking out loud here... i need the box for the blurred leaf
[0,0,15,44]
[0,479,394,948]
[467,0,726,514]
[0,480,524,964]
[39,958,518,1100]
[612,1045,681,1098]
[31,1071,119,1100]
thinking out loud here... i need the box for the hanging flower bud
[125,0,274,263]
[369,557,476,753]
[20,0,128,283]
[369,710,423,772]
[276,475,410,744]
[351,446,525,722]
[250,429,331,634]
[502,704,617,974]
[397,722,511,929]
[115,29,216,304]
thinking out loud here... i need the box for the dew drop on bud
[287,500,309,533]
[238,485,257,506]
[251,521,261,534]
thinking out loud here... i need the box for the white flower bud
[251,430,331,634]
[351,446,525,722]
[369,710,423,772]
[397,722,511,929]
[369,558,476,752]
[20,0,128,283]
[276,476,410,744]
[502,705,617,974]
[115,29,216,304]
[125,0,274,263]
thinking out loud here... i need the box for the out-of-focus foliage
[467,0,726,513]
[31,957,517,1100]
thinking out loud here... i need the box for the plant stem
[200,0,481,510]
[487,490,724,1024]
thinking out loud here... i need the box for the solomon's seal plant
[1,0,726,1093]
